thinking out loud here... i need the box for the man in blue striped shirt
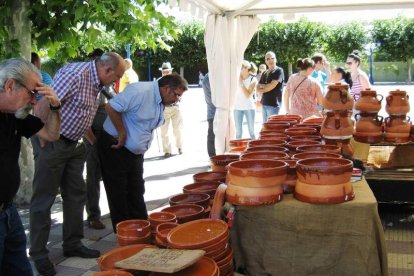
[29,52,126,276]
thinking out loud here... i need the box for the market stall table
[230,178,388,276]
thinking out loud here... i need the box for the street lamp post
[368,45,374,84]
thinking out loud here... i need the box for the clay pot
[353,113,384,144]
[240,151,290,161]
[291,151,342,160]
[320,110,354,138]
[269,114,302,123]
[98,244,156,271]
[261,122,290,132]
[322,83,354,110]
[386,90,410,115]
[182,181,221,198]
[286,140,321,152]
[324,138,354,158]
[354,88,383,113]
[289,135,321,142]
[384,114,411,143]
[294,179,354,204]
[116,220,150,238]
[247,139,286,148]
[169,193,210,209]
[161,204,205,224]
[226,159,288,188]
[285,127,318,136]
[296,144,341,154]
[226,183,283,205]
[209,154,240,172]
[193,171,227,183]
[244,145,289,153]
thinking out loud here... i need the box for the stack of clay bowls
[167,219,233,276]
[294,157,355,204]
[384,89,411,143]
[225,159,288,205]
[116,220,152,246]
[353,88,384,144]
[209,154,240,172]
[320,83,355,157]
[228,138,251,154]
[154,222,178,248]
[148,212,177,240]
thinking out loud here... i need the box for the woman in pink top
[283,58,324,120]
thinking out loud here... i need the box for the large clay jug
[384,115,411,133]
[323,83,354,110]
[354,88,383,113]
[386,90,410,115]
[320,110,354,138]
[354,113,383,133]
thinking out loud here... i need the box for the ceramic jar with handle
[384,114,411,143]
[322,83,354,110]
[353,113,384,144]
[385,90,410,115]
[354,88,383,113]
[320,110,354,138]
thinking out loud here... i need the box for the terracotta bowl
[258,135,289,142]
[148,212,177,231]
[161,204,205,224]
[226,146,245,154]
[240,151,289,161]
[282,159,297,193]
[303,116,324,124]
[156,222,178,244]
[296,144,341,154]
[149,256,219,276]
[198,231,230,255]
[169,193,211,209]
[293,123,321,132]
[269,114,302,123]
[291,151,342,160]
[182,181,221,197]
[294,179,355,204]
[93,270,134,276]
[259,129,290,137]
[267,119,298,126]
[289,135,321,141]
[193,171,227,183]
[261,122,290,132]
[167,218,228,249]
[229,138,251,149]
[209,154,240,172]
[285,127,318,136]
[244,145,289,153]
[286,140,321,152]
[226,159,288,188]
[97,244,156,271]
[226,182,283,205]
[296,157,353,185]
[247,139,286,147]
[117,231,152,246]
[116,219,151,238]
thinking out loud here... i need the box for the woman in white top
[234,60,258,139]
[346,50,371,101]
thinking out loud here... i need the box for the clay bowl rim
[169,192,211,209]
[193,171,227,182]
[244,145,289,153]
[210,154,240,166]
[98,244,156,271]
[291,151,343,160]
[296,157,353,173]
[116,219,151,237]
[289,135,321,141]
[227,159,288,177]
[148,211,177,225]
[167,218,228,249]
[286,140,321,151]
[182,181,221,195]
[161,204,205,222]
[229,138,251,147]
[247,140,287,147]
[285,127,318,135]
[296,144,341,153]
[262,122,290,130]
[240,151,290,161]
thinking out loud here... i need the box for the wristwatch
[49,103,61,111]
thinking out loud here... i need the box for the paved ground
[17,84,414,275]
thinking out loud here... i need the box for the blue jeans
[262,105,280,123]
[234,109,256,139]
[0,205,33,275]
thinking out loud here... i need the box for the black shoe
[63,245,100,258]
[178,148,183,155]
[34,257,56,276]
[88,219,106,229]
[164,153,172,158]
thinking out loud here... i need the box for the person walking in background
[119,58,139,92]
[255,64,266,110]
[311,53,331,94]
[234,60,258,139]
[0,58,61,276]
[29,52,126,276]
[198,71,204,87]
[257,51,284,123]
[283,58,324,120]
[202,73,216,157]
[97,73,188,232]
[158,62,183,157]
[347,50,371,101]
[329,66,353,88]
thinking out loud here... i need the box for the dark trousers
[30,137,87,260]
[97,131,148,232]
[0,206,32,275]
[85,136,102,221]
[207,119,216,157]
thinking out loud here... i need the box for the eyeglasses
[346,62,353,65]
[14,79,38,96]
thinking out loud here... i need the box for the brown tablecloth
[230,178,388,276]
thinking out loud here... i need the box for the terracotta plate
[98,244,156,271]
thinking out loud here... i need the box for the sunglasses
[15,79,38,96]
[346,62,353,65]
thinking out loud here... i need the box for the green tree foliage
[323,22,368,63]
[0,0,180,60]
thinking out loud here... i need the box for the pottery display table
[230,178,388,276]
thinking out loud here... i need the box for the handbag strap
[291,76,307,99]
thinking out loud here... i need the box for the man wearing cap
[158,62,183,157]
[257,51,284,123]
[29,52,126,276]
[0,58,61,275]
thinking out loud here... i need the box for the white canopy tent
[168,0,414,154]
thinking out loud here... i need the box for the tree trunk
[7,0,33,206]
[288,63,293,77]
[407,58,412,83]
